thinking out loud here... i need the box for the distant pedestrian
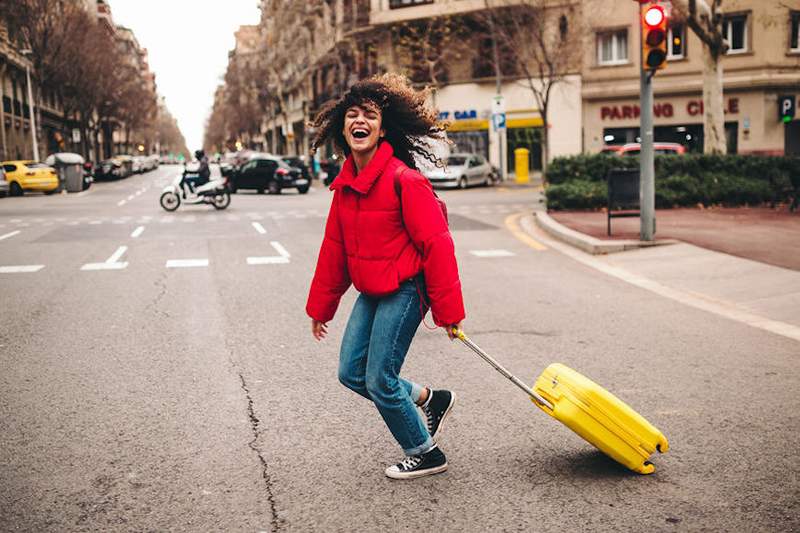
[306,73,465,480]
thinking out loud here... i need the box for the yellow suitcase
[454,330,668,474]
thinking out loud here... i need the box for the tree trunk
[702,44,727,154]
[540,106,549,180]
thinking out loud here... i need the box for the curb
[533,211,678,255]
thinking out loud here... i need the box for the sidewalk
[520,208,800,341]
[549,207,800,271]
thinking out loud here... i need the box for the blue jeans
[338,279,433,456]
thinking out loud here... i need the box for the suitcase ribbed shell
[532,363,668,474]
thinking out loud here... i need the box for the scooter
[159,173,231,212]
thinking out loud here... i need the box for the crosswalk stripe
[0,265,44,273]
[166,259,208,268]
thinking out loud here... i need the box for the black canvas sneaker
[384,446,448,480]
[422,389,456,441]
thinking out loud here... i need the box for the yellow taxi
[1,160,59,196]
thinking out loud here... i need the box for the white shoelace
[399,455,423,471]
[425,408,436,433]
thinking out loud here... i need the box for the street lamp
[20,49,39,161]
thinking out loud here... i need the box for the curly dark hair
[310,73,449,171]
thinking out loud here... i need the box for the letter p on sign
[779,95,795,123]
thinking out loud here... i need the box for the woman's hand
[311,319,328,341]
[447,322,462,341]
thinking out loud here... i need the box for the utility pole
[639,65,655,241]
[21,50,40,161]
[488,11,506,181]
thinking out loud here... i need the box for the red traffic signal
[641,3,668,71]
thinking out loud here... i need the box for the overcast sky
[109,0,261,151]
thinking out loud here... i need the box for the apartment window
[723,14,748,54]
[389,0,433,8]
[791,11,800,51]
[668,24,685,59]
[597,30,628,65]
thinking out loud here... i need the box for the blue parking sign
[492,113,506,131]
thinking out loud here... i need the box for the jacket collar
[330,141,395,195]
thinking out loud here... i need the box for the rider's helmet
[195,149,205,160]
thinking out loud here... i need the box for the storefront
[435,76,582,175]
[584,90,795,156]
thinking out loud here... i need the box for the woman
[306,74,465,480]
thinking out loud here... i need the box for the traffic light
[641,3,668,72]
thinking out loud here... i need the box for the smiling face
[343,103,384,156]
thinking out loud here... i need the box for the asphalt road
[1,166,798,532]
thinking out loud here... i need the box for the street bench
[607,168,640,236]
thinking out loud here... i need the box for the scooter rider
[182,150,211,198]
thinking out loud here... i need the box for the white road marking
[247,241,291,265]
[81,245,129,271]
[117,200,126,206]
[166,259,209,268]
[10,218,22,223]
[131,226,145,238]
[0,230,21,241]
[89,220,102,225]
[127,194,135,201]
[252,222,267,234]
[470,249,516,258]
[68,221,80,226]
[0,265,44,273]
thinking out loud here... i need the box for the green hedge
[545,154,800,210]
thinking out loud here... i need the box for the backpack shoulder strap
[393,163,406,196]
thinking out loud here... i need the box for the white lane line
[89,220,102,225]
[470,249,516,258]
[131,226,145,238]
[0,265,45,273]
[166,259,209,268]
[247,241,291,265]
[270,241,290,258]
[127,194,135,201]
[81,245,129,271]
[252,222,267,235]
[0,230,21,241]
[117,199,126,207]
[10,218,22,223]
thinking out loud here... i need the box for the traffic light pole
[639,27,655,241]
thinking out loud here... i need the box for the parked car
[1,160,59,196]
[96,157,131,180]
[281,156,312,181]
[0,165,9,197]
[601,142,687,156]
[427,153,495,189]
[228,154,310,194]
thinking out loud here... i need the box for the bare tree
[672,0,728,154]
[392,13,465,104]
[481,0,580,176]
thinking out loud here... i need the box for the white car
[427,153,496,189]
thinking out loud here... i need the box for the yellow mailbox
[514,148,530,184]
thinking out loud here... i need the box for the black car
[281,156,311,181]
[228,155,310,194]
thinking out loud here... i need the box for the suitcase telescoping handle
[452,328,555,412]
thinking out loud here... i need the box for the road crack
[236,368,281,532]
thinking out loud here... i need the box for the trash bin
[514,148,530,184]
[45,152,85,193]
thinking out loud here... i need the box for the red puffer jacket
[306,141,465,327]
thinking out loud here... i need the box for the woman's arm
[398,170,465,328]
[306,192,351,325]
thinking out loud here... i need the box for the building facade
[582,0,800,155]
